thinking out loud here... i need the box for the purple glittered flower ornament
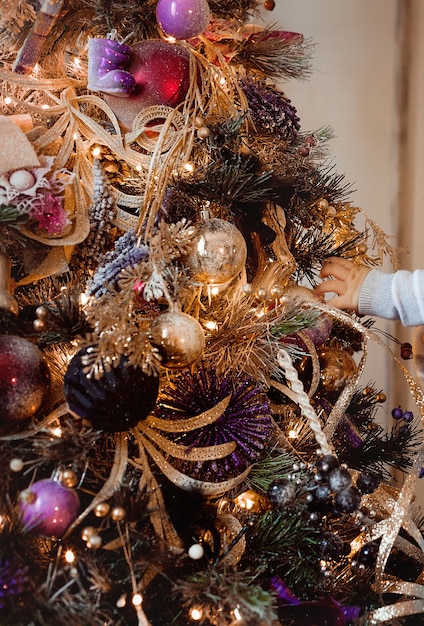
[0,558,28,608]
[154,365,272,482]
[239,76,300,140]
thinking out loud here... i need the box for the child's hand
[314,257,371,311]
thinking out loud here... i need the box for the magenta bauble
[19,479,80,537]
[0,334,50,428]
[105,40,194,129]
[156,0,210,40]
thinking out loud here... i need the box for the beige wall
[257,1,424,499]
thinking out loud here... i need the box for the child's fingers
[314,278,346,297]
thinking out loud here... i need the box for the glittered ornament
[19,478,80,537]
[356,470,380,495]
[334,486,361,513]
[149,311,205,369]
[155,365,272,482]
[317,346,357,393]
[267,479,296,508]
[327,467,352,492]
[64,348,159,431]
[320,532,344,560]
[88,38,136,96]
[156,0,210,40]
[186,218,247,285]
[105,40,194,129]
[0,334,50,428]
[316,455,340,476]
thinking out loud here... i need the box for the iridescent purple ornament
[0,334,50,429]
[155,366,272,482]
[19,478,80,537]
[88,38,136,96]
[156,0,210,40]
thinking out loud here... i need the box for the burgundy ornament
[105,40,194,129]
[19,479,80,537]
[0,334,50,429]
[156,0,210,41]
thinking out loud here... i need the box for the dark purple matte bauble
[0,334,50,427]
[64,347,159,432]
[19,479,80,537]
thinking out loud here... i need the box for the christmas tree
[0,1,424,624]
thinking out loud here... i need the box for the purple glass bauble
[19,479,80,537]
[105,40,193,129]
[156,0,210,40]
[0,334,50,428]
[64,347,159,432]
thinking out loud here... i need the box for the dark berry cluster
[391,406,414,423]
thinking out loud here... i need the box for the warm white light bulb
[65,550,75,563]
[132,593,143,606]
[190,607,203,621]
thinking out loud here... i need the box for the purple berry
[391,407,403,420]
[403,411,414,423]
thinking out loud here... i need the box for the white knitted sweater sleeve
[358,269,424,326]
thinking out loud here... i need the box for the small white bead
[188,544,204,560]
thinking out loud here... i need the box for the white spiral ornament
[277,348,333,456]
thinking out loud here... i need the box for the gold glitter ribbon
[145,395,231,433]
[63,432,128,539]
[132,430,184,550]
[142,426,236,461]
[139,432,252,496]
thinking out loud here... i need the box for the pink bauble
[156,0,210,40]
[19,478,80,537]
[0,334,50,428]
[105,40,193,129]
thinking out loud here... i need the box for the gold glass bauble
[186,218,247,285]
[318,346,357,393]
[149,311,205,369]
